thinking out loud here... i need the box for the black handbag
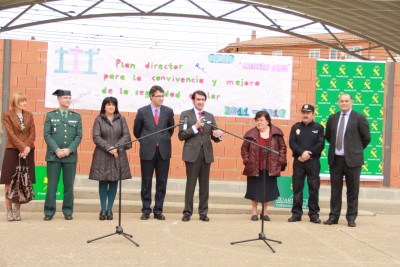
[7,158,35,204]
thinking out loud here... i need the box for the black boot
[106,211,113,220]
[99,210,106,220]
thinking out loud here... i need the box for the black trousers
[329,156,361,221]
[140,148,170,215]
[291,158,321,218]
[183,147,210,217]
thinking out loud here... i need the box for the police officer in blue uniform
[288,104,325,223]
[43,89,82,221]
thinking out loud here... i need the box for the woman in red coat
[241,111,287,221]
[1,93,36,221]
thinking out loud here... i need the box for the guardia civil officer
[288,104,324,223]
[43,89,82,221]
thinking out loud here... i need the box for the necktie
[336,113,346,150]
[154,108,159,125]
[198,111,203,133]
[62,111,66,118]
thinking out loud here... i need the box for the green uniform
[43,109,82,217]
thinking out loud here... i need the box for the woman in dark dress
[88,97,132,220]
[1,93,36,221]
[241,111,287,221]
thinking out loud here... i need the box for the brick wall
[1,39,399,188]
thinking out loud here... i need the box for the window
[345,46,362,59]
[329,49,338,59]
[309,49,320,59]
[272,50,282,56]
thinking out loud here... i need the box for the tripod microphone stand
[203,121,282,253]
[87,122,183,246]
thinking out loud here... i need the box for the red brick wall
[1,39,399,188]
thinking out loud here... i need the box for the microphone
[202,119,223,141]
[183,116,188,130]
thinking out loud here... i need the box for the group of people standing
[1,88,369,228]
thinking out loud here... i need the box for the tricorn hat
[52,89,71,96]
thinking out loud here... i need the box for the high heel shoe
[106,211,113,220]
[6,206,14,222]
[99,210,106,220]
[13,204,21,221]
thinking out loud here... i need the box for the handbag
[7,158,35,204]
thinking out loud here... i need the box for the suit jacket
[133,104,175,160]
[325,110,370,167]
[178,109,221,163]
[2,109,35,150]
[44,109,82,162]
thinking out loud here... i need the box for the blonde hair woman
[1,93,36,221]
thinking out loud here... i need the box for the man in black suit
[134,85,175,220]
[178,90,223,222]
[323,94,370,227]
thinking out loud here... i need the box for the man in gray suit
[323,94,370,227]
[178,90,223,222]
[134,85,175,220]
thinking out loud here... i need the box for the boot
[6,206,14,222]
[13,204,21,221]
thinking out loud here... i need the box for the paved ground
[0,211,399,267]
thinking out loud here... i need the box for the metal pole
[383,62,394,187]
[0,39,11,168]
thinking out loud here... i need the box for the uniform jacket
[44,109,82,162]
[133,104,175,160]
[241,126,287,177]
[289,121,325,158]
[325,110,370,167]
[2,109,35,150]
[178,109,221,163]
[89,114,132,181]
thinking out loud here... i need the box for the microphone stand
[87,122,183,246]
[203,121,282,253]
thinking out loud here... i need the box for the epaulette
[50,109,58,113]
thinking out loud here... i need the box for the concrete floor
[0,212,399,267]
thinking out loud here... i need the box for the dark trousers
[291,158,321,218]
[183,147,210,217]
[44,161,77,217]
[329,156,361,221]
[140,148,170,215]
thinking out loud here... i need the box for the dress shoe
[348,220,356,227]
[251,215,258,221]
[141,213,150,220]
[154,213,165,220]
[99,210,106,221]
[288,216,301,222]
[260,214,270,221]
[199,215,210,222]
[182,215,190,222]
[323,217,338,225]
[106,211,113,220]
[44,215,53,221]
[64,215,73,220]
[310,217,321,224]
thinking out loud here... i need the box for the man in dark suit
[178,90,223,222]
[44,89,82,221]
[134,85,175,220]
[324,94,370,227]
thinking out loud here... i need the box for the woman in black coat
[89,97,132,220]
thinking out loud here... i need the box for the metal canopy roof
[0,0,399,59]
[253,0,400,56]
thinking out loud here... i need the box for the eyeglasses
[153,95,164,98]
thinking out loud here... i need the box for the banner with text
[46,42,292,119]
[315,60,385,180]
